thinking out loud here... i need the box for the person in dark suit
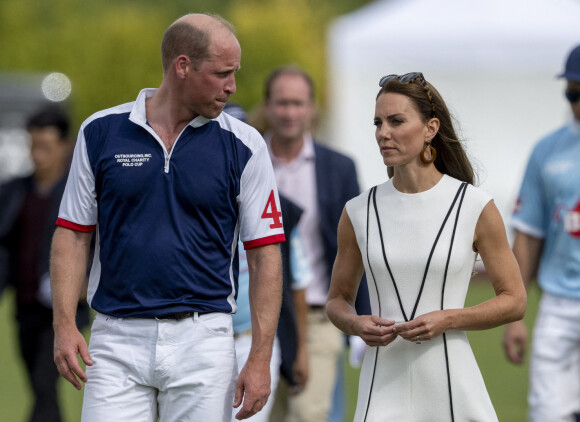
[0,106,89,422]
[257,66,370,422]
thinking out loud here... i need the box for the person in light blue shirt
[233,227,311,422]
[234,228,311,336]
[224,101,312,422]
[503,43,580,422]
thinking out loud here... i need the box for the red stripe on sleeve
[56,218,97,233]
[243,233,286,250]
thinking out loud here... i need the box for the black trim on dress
[361,181,468,421]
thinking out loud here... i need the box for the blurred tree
[0,0,372,131]
[230,0,373,110]
[0,0,173,129]
[230,0,329,110]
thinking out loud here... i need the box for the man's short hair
[26,105,70,140]
[264,66,315,101]
[161,14,236,73]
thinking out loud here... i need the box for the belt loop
[194,311,199,320]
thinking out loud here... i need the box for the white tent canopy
[326,0,580,221]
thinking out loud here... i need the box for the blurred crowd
[0,11,579,422]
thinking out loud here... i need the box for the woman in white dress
[326,73,526,422]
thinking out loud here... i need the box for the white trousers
[232,332,281,422]
[529,292,580,422]
[81,312,236,422]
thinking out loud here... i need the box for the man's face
[265,74,315,143]
[29,126,68,176]
[567,80,580,121]
[186,32,241,119]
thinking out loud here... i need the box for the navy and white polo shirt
[57,89,285,318]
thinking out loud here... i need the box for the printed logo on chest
[565,200,580,237]
[554,198,580,238]
[114,153,152,167]
[545,160,574,174]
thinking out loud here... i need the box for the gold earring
[420,141,436,164]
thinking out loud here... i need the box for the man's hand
[503,320,528,365]
[50,227,94,390]
[53,325,93,390]
[232,358,271,420]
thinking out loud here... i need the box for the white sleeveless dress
[345,175,498,422]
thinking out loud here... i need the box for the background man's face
[29,127,68,176]
[568,80,580,121]
[266,74,314,142]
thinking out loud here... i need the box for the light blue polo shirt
[511,120,580,298]
[233,228,311,333]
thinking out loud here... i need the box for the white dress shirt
[265,133,329,306]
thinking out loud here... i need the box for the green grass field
[0,280,539,421]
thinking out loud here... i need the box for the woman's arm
[326,208,397,347]
[397,200,526,341]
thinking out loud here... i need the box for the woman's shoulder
[466,183,493,207]
[345,189,369,214]
[445,176,494,215]
[443,175,492,200]
[346,180,392,209]
[345,181,393,228]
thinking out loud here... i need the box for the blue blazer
[314,143,371,315]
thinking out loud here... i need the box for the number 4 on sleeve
[261,190,283,228]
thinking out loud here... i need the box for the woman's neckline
[391,172,446,195]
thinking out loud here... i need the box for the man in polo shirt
[50,14,284,422]
[503,44,580,421]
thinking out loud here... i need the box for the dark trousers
[17,307,62,422]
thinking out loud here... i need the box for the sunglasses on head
[565,89,580,103]
[378,72,436,117]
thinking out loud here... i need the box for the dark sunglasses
[565,89,580,103]
[379,72,436,117]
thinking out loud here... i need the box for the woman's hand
[395,310,451,342]
[352,315,398,347]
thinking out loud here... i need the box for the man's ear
[174,55,191,80]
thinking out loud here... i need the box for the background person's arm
[50,226,94,390]
[233,243,282,420]
[502,230,542,364]
[291,287,309,393]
